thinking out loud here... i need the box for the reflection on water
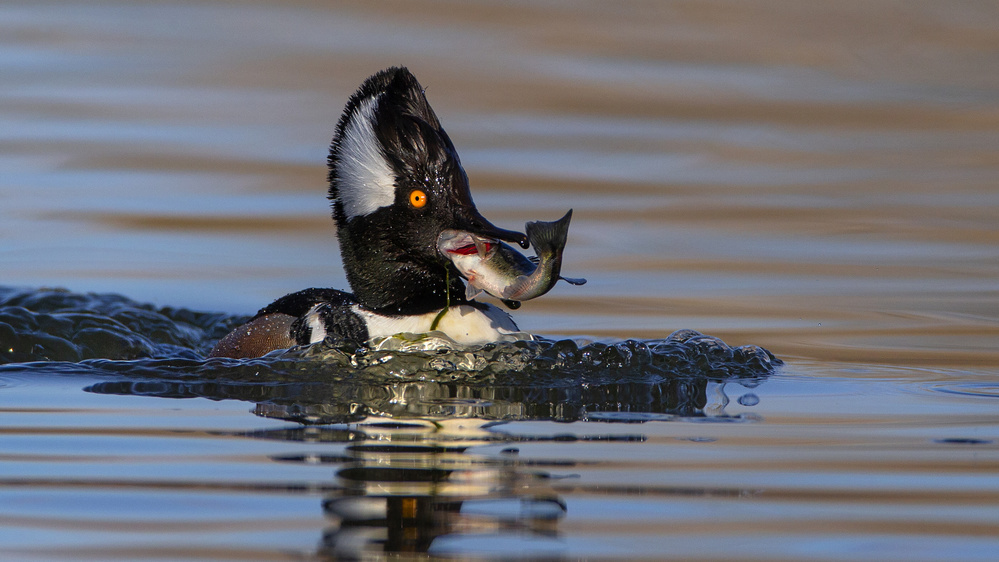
[311,423,570,558]
[89,374,746,424]
[225,422,574,558]
[248,374,758,558]
[197,403,754,559]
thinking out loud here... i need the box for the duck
[210,67,532,359]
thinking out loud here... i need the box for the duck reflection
[220,377,752,559]
[287,421,568,558]
[247,375,722,425]
[83,335,775,557]
[238,417,578,558]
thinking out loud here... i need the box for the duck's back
[209,288,362,358]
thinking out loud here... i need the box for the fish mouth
[437,230,498,259]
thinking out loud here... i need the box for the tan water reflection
[5,369,997,560]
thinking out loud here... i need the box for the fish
[438,209,586,308]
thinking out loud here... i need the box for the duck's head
[328,67,527,315]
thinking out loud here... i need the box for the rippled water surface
[2,1,998,560]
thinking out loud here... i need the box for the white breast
[353,303,523,345]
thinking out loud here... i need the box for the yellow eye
[409,189,427,208]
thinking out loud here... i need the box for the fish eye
[409,189,428,208]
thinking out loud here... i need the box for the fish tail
[525,209,572,258]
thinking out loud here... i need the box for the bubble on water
[738,393,760,406]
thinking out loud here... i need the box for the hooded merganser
[210,67,531,359]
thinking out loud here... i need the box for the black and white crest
[327,67,456,222]
[332,93,395,219]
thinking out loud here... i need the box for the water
[2,1,998,559]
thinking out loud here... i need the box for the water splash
[1,286,780,424]
[0,286,237,362]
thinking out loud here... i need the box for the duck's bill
[451,209,529,249]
